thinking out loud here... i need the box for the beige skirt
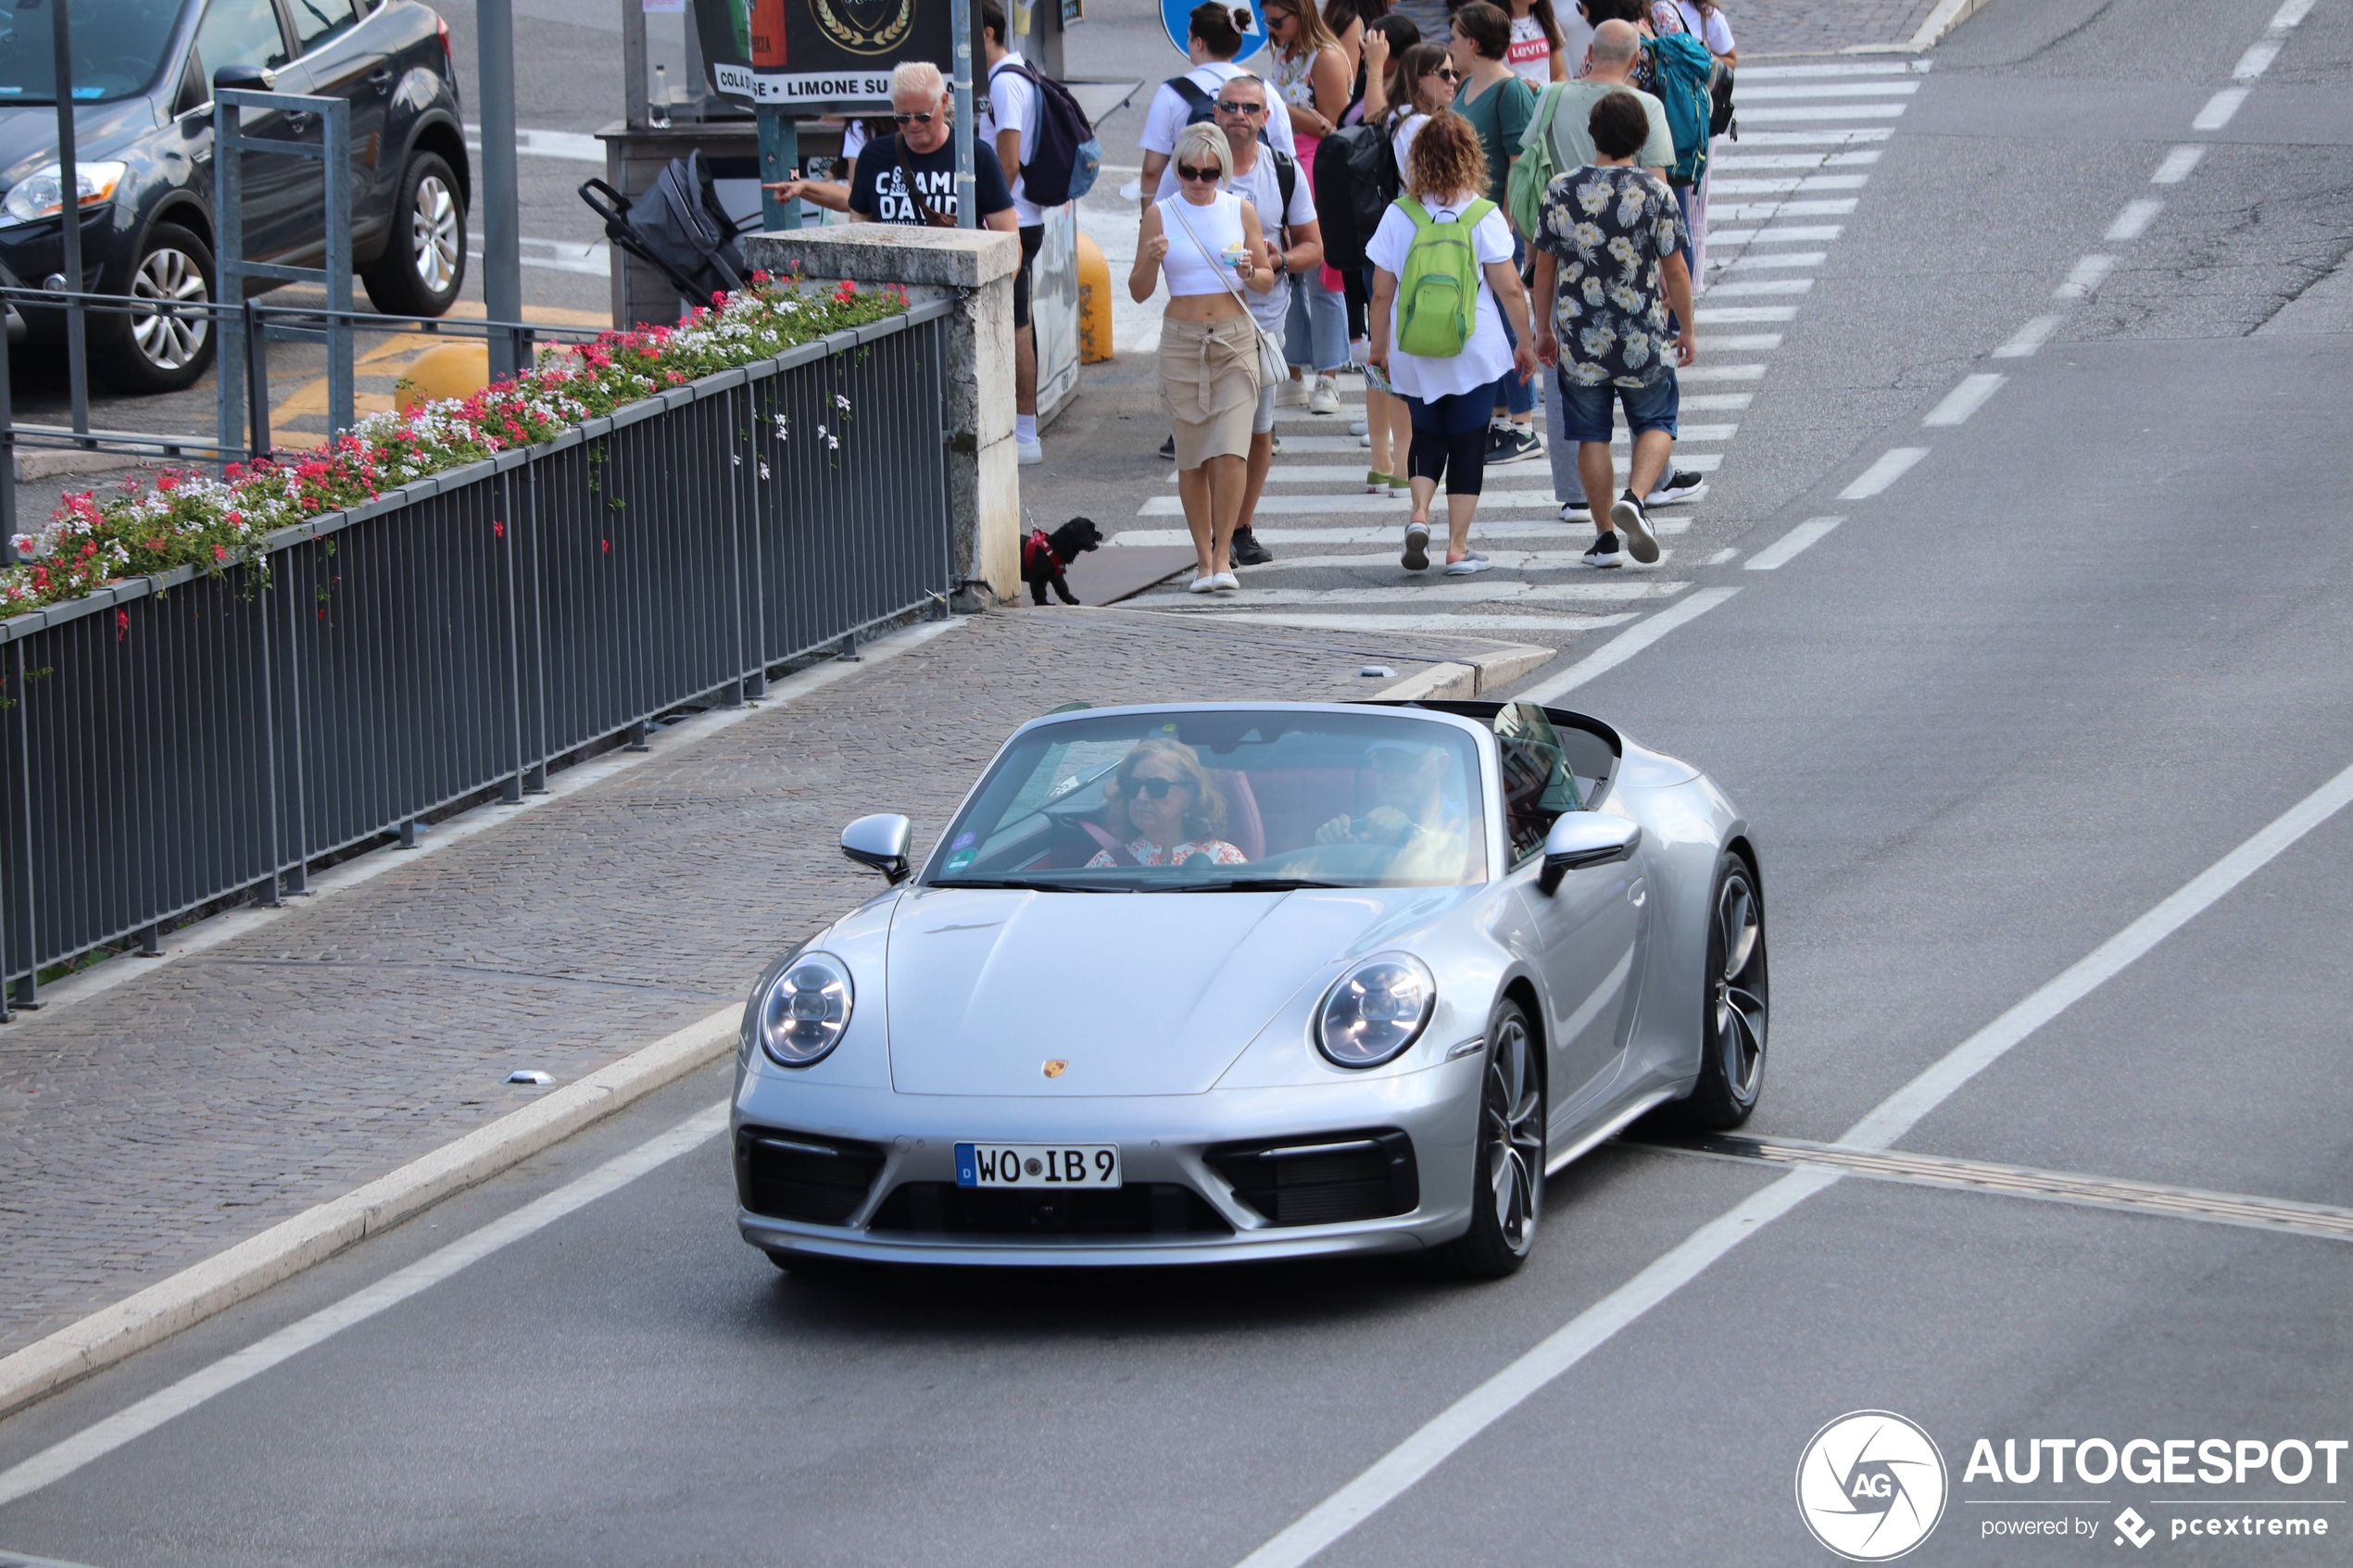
[1159,314,1262,470]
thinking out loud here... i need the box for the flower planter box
[0,299,953,997]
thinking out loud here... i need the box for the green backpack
[1395,195,1496,358]
[1505,82,1570,239]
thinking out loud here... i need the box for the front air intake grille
[735,1127,887,1225]
[868,1183,1232,1237]
[1206,1130,1418,1226]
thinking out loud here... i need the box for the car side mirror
[841,813,913,884]
[212,63,279,93]
[1539,814,1640,895]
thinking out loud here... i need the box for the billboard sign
[697,0,954,112]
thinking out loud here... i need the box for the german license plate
[954,1142,1121,1188]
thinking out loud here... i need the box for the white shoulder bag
[1165,196,1290,390]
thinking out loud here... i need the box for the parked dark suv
[0,0,469,391]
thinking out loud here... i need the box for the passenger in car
[1311,741,1474,881]
[1087,740,1251,868]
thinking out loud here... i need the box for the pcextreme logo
[1796,1411,1951,1562]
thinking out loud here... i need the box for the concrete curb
[0,1004,740,1422]
[1375,642,1555,702]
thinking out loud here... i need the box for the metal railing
[0,297,955,1008]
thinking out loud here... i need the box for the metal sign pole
[478,0,522,377]
[48,0,88,438]
[951,0,975,230]
[757,110,799,233]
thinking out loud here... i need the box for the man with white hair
[845,61,1021,232]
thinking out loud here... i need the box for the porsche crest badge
[1042,1059,1069,1079]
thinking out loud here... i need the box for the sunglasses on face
[1369,749,1431,775]
[1175,163,1218,182]
[1215,99,1265,114]
[1128,775,1189,799]
[893,109,938,125]
[1427,67,1461,82]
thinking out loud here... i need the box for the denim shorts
[1553,370,1680,445]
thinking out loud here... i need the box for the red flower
[493,521,506,538]
[600,538,610,553]
[116,608,128,640]
[212,544,228,561]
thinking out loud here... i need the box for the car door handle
[367,67,394,90]
[287,110,313,132]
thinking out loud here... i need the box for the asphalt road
[4,0,2351,1563]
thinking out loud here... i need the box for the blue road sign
[1158,0,1269,60]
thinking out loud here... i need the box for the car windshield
[0,0,185,105]
[927,709,1490,892]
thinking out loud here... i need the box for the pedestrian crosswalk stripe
[1738,105,1906,121]
[1680,364,1768,382]
[1139,612,1642,634]
[1112,520,1688,548]
[1138,483,1714,517]
[1706,278,1815,297]
[1694,305,1796,323]
[1738,82,1920,99]
[1722,253,1824,271]
[1142,580,1689,607]
[1713,199,1858,220]
[1728,128,1893,145]
[1708,225,1844,245]
[1681,393,1754,410]
[1712,151,1881,170]
[1241,550,1668,572]
[1709,175,1869,194]
[1737,61,1930,79]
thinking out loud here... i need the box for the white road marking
[1706,224,1844,245]
[1743,517,1843,571]
[1238,756,2353,1568]
[1721,253,1825,272]
[2106,198,2164,241]
[1139,489,1687,517]
[1155,612,1638,633]
[2151,145,2206,184]
[1703,279,1815,298]
[1736,105,1906,122]
[1238,550,1631,573]
[1680,363,1769,383]
[1735,62,1928,79]
[1683,393,1755,410]
[2054,254,2117,300]
[1709,175,1869,195]
[2232,37,2283,82]
[2192,87,2248,130]
[1711,151,1881,170]
[1114,521,1611,547]
[466,238,611,277]
[1839,446,1929,498]
[1702,548,1739,566]
[1700,332,1783,349]
[2266,0,2316,30]
[1992,314,2063,358]
[1513,586,1743,704]
[1693,305,1797,322]
[1143,581,1687,607]
[1921,372,2007,427]
[1842,759,2353,1149]
[1713,198,1859,220]
[0,1104,731,1508]
[1738,82,1920,99]
[1724,128,1893,144]
[463,124,604,162]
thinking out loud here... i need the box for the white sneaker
[1276,376,1310,408]
[1358,432,1372,448]
[1309,374,1341,415]
[1016,437,1043,466]
[1189,574,1218,594]
[1442,556,1493,576]
[1349,419,1369,435]
[1402,521,1430,572]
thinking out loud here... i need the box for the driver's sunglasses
[1368,750,1428,774]
[1215,99,1265,114]
[893,109,938,125]
[1174,163,1219,182]
[1129,775,1189,798]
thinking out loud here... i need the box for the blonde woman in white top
[1132,121,1279,593]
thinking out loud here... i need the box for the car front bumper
[733,1050,1489,1267]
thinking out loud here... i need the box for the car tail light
[436,13,452,71]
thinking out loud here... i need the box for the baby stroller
[579,151,752,316]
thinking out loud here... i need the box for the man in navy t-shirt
[849,60,1020,230]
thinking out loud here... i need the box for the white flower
[833,395,851,412]
[758,461,771,480]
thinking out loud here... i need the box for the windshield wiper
[1172,876,1353,892]
[929,876,1127,893]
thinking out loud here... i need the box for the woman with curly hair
[1086,740,1246,868]
[1366,111,1537,575]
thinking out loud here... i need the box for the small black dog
[1022,517,1102,605]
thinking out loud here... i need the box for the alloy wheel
[1712,870,1768,1103]
[1483,1013,1544,1255]
[411,174,460,292]
[128,245,209,370]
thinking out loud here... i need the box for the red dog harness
[1023,527,1061,578]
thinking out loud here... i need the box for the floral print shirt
[1534,164,1689,388]
[1086,837,1248,869]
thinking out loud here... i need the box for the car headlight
[1,161,127,228]
[757,952,853,1067]
[1315,954,1436,1069]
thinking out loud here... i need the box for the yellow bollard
[393,341,492,412]
[1076,232,1114,363]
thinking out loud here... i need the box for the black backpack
[1312,119,1399,272]
[989,58,1101,206]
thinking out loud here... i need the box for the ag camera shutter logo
[1795,1411,1950,1561]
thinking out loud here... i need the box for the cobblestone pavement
[0,608,1542,1361]
[1719,0,1950,56]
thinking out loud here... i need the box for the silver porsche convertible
[731,699,1766,1277]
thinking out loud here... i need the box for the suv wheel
[94,222,215,394]
[363,150,466,318]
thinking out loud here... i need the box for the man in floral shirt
[1529,91,1695,569]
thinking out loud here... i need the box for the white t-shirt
[1391,112,1429,182]
[1366,194,1516,399]
[1156,150,1316,335]
[1673,2,1736,54]
[983,51,1045,225]
[1505,13,1554,86]
[1140,62,1299,158]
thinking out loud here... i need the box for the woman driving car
[1087,740,1248,868]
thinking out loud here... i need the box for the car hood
[0,101,162,189]
[884,886,1427,1096]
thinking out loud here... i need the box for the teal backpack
[1395,196,1495,358]
[1643,32,1718,187]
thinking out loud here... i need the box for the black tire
[1449,997,1545,1279]
[1668,850,1769,1130]
[92,221,216,394]
[362,150,466,318]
